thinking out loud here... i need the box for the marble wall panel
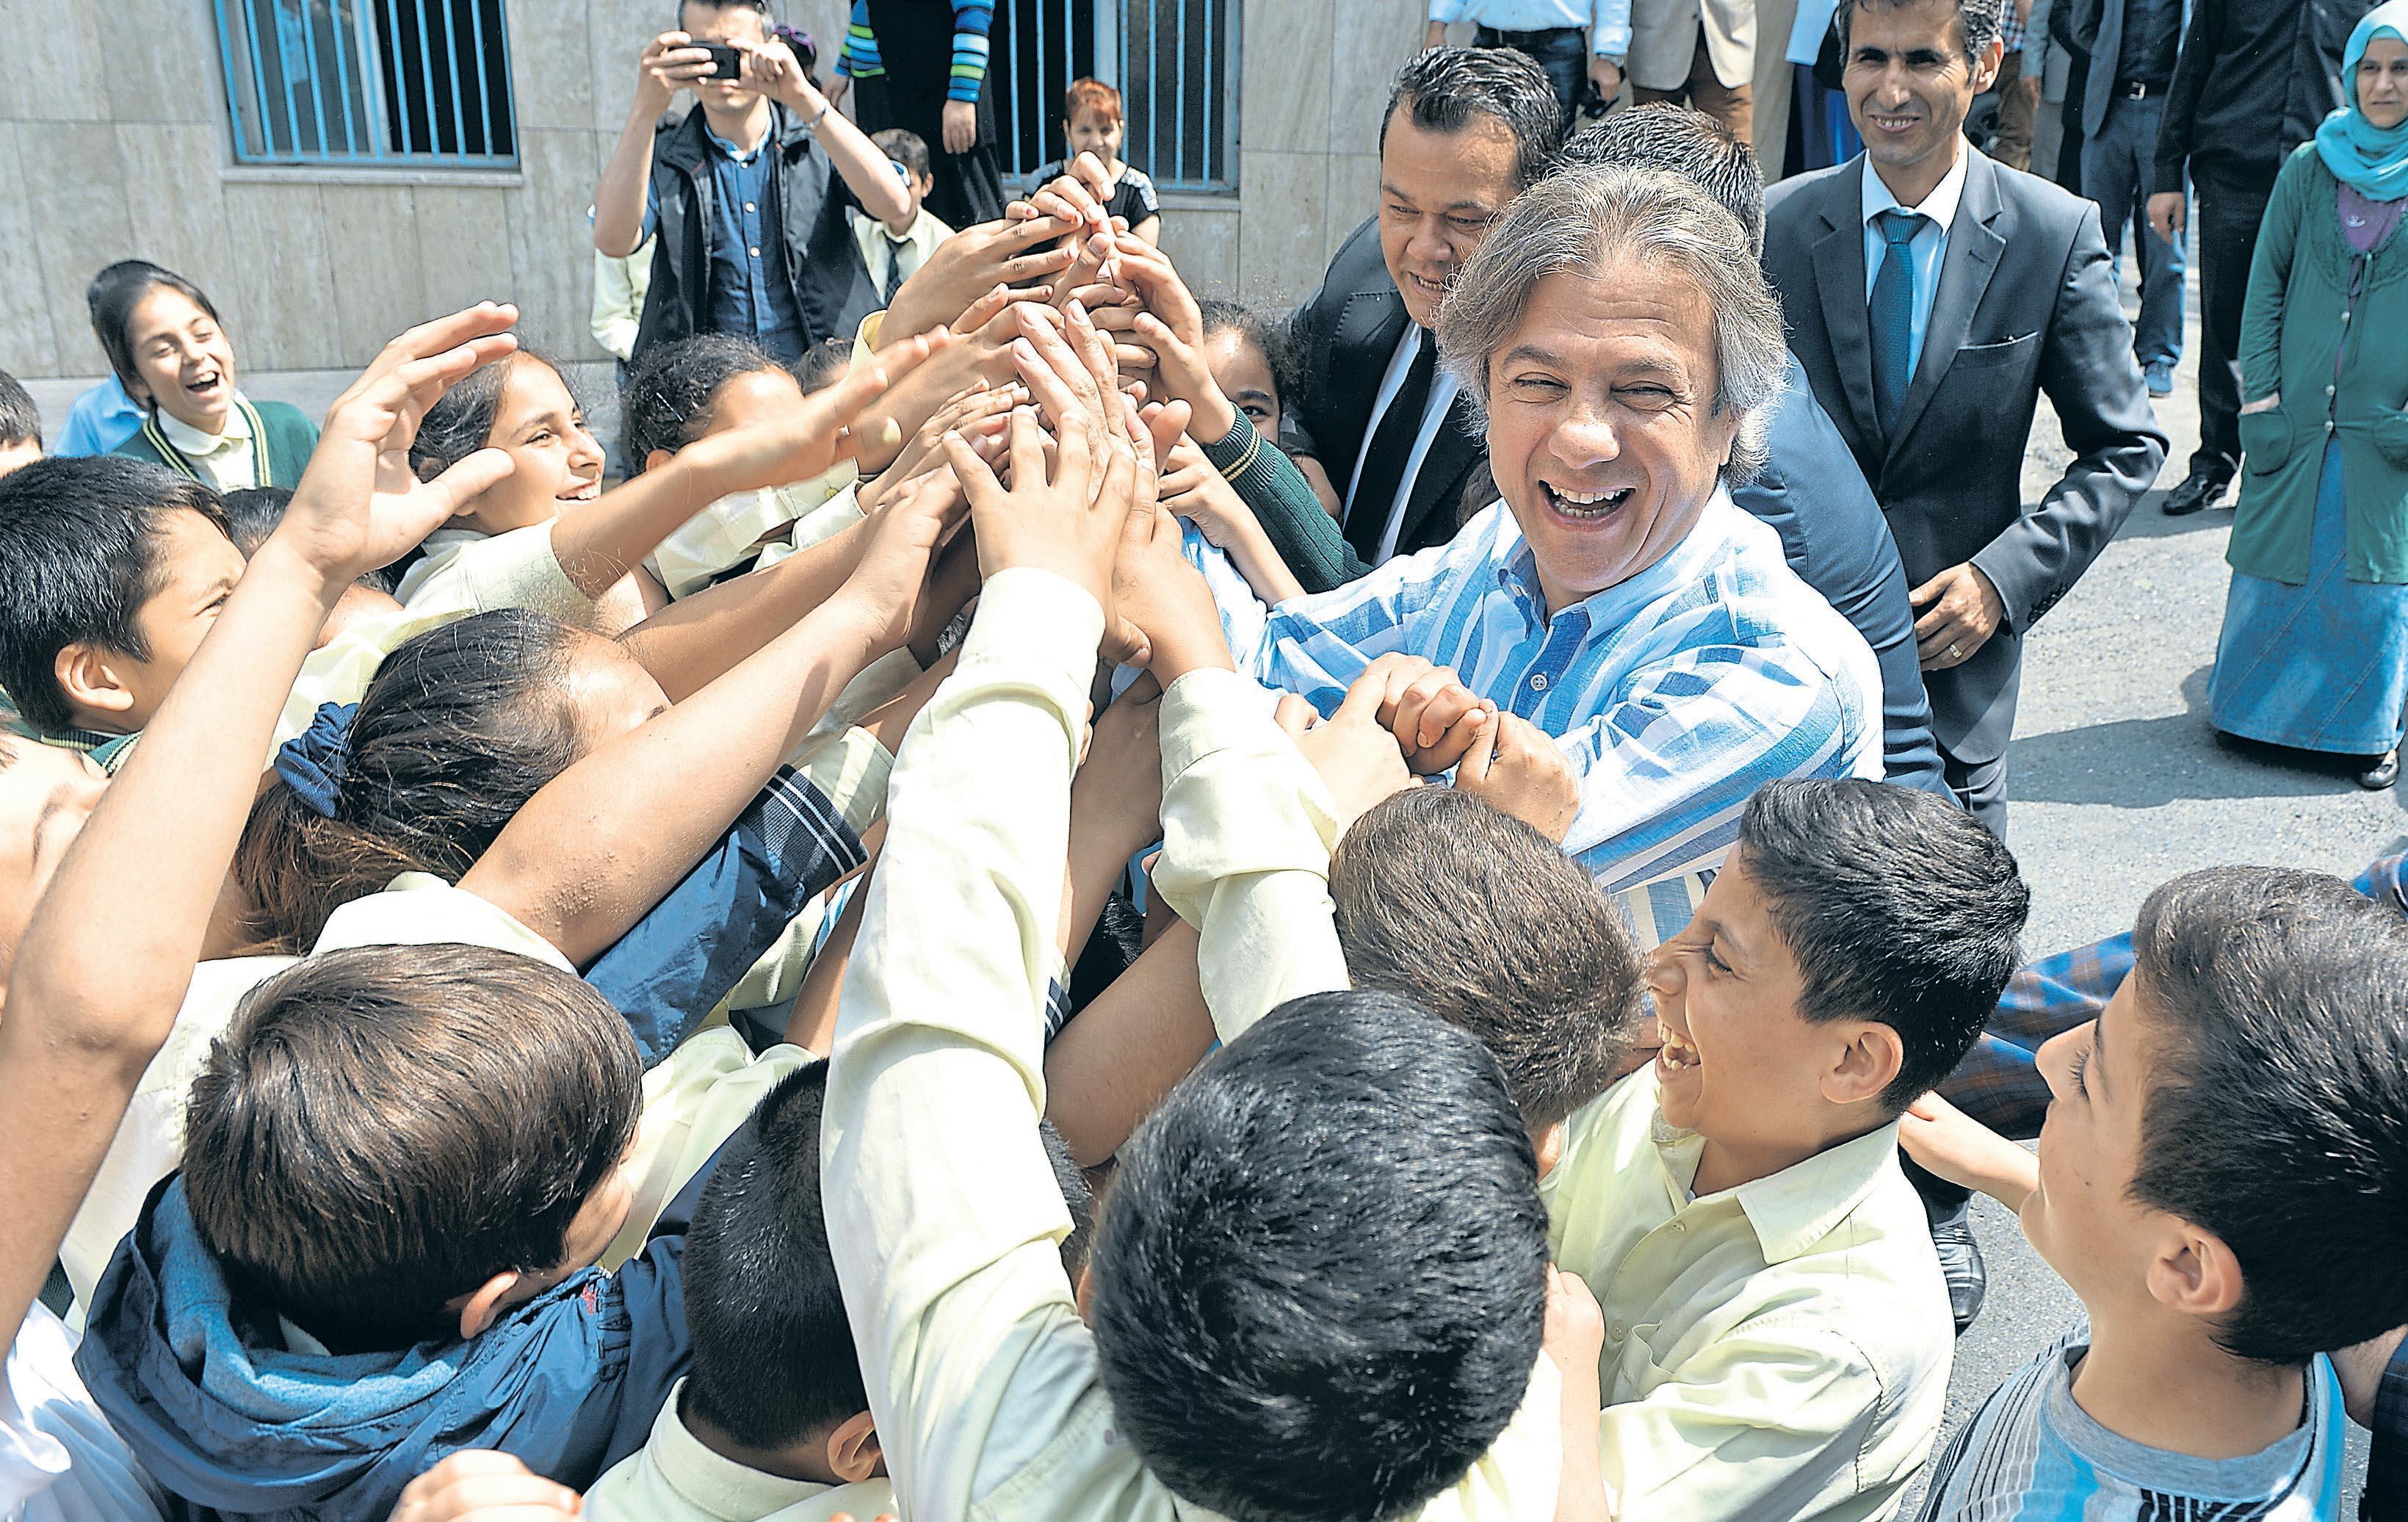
[217,181,345,369]
[1235,148,1324,306]
[0,126,61,374]
[320,184,430,356]
[15,123,137,372]
[1237,0,1331,154]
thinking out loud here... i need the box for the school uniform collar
[1649,1101,1909,1266]
[155,395,253,459]
[645,1379,836,1521]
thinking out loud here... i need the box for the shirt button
[744,201,756,212]
[1668,1220,1686,1236]
[1607,1320,1627,1341]
[1530,672,1550,692]
[2326,384,2338,397]
[748,246,761,257]
[2343,311,2354,322]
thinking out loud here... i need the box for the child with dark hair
[392,336,930,630]
[588,1062,894,1520]
[0,456,242,761]
[853,127,955,309]
[616,333,858,598]
[1029,79,1161,243]
[788,336,856,396]
[1536,777,2030,1520]
[0,369,41,478]
[821,345,1566,1522]
[1903,866,2399,1521]
[89,260,319,491]
[221,486,403,641]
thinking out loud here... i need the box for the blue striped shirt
[1201,494,1884,908]
[1914,1326,2347,1521]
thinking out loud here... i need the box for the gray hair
[1434,165,1786,480]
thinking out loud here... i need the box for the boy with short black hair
[73,941,684,1518]
[1903,866,2400,1520]
[853,127,954,306]
[1030,79,1162,243]
[0,456,242,754]
[587,1061,897,1522]
[1537,777,2028,1521]
[0,369,41,478]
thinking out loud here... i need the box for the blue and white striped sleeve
[950,1,994,102]
[1555,642,1854,892]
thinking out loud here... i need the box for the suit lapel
[1392,392,1486,556]
[1809,160,1881,458]
[1887,153,2007,459]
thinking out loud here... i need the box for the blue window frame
[992,0,1237,194]
[213,0,517,167]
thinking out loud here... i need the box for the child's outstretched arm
[463,471,958,965]
[0,305,521,1334]
[547,336,939,599]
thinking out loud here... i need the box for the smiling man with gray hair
[1207,164,1885,948]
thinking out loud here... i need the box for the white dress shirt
[156,402,258,495]
[1859,148,1970,379]
[850,206,953,301]
[1345,324,1465,565]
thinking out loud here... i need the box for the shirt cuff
[961,568,1107,695]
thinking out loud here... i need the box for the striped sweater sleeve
[838,0,882,78]
[949,1,994,101]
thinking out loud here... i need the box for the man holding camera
[594,0,912,367]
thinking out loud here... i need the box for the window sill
[1159,188,1240,209]
[221,164,526,189]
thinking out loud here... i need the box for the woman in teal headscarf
[2207,0,2408,787]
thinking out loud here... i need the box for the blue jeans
[1475,25,1586,127]
[2082,93,2186,367]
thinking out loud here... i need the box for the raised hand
[944,400,1133,612]
[836,465,969,655]
[883,215,1082,347]
[1455,710,1580,842]
[388,1451,581,1521]
[1357,652,1495,775]
[1274,676,1415,834]
[692,331,943,494]
[265,302,521,591]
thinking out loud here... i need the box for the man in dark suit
[1765,0,2166,838]
[1282,47,1564,569]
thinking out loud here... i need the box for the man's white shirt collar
[1859,145,1970,235]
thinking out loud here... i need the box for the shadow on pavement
[2011,666,2408,809]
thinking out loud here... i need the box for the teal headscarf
[2317,0,2408,202]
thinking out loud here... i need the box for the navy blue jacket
[75,1180,686,1521]
[1751,354,1950,798]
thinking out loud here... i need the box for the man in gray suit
[2071,0,2188,396]
[1764,0,2166,837]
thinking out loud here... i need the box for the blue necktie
[1868,209,1925,439]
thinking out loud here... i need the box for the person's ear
[643,447,675,475]
[1820,1020,1904,1108]
[825,1410,884,1483]
[54,642,139,721]
[1531,1119,1567,1180]
[2146,1221,2248,1321]
[454,1270,524,1339]
[1075,1262,1097,1324]
[1973,37,2003,94]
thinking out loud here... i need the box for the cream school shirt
[586,1380,898,1522]
[821,572,1564,1522]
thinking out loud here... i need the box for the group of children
[0,116,2401,1522]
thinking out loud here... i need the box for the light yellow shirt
[156,401,258,495]
[848,206,952,299]
[1545,1068,1955,1522]
[587,1382,896,1522]
[1145,670,1569,1522]
[592,238,654,364]
[392,522,599,622]
[647,474,858,601]
[822,574,1560,1521]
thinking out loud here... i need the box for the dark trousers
[2191,162,2279,478]
[1940,746,2007,841]
[1475,25,1588,128]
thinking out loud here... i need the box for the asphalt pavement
[1912,238,2386,1512]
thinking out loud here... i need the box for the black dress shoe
[1928,1197,1989,1334]
[2162,466,2234,516]
[2360,751,2399,790]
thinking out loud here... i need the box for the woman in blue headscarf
[2207,0,2408,787]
